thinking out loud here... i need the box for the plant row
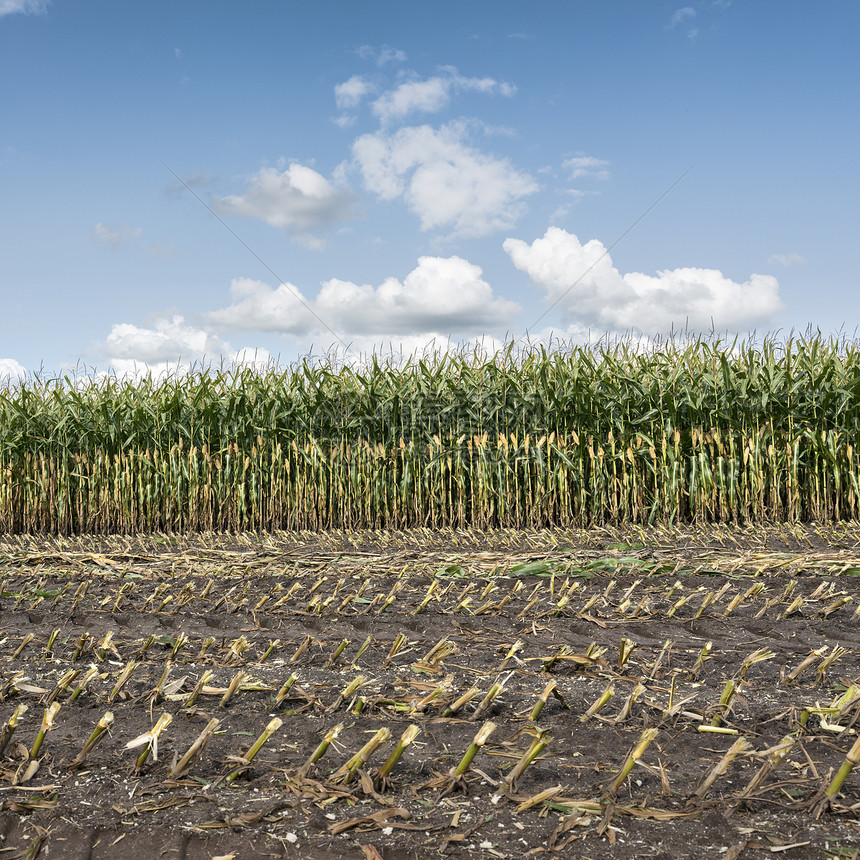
[4,336,860,532]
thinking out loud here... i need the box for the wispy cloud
[0,0,49,18]
[668,6,699,39]
[356,44,407,66]
[563,155,610,181]
[92,222,142,249]
[768,252,805,267]
[164,169,215,200]
[370,67,515,125]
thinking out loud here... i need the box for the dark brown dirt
[1,524,859,859]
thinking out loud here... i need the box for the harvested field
[1,523,859,858]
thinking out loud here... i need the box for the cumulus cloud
[352,121,537,237]
[92,222,142,249]
[504,227,784,334]
[768,252,805,267]
[95,315,276,379]
[317,256,519,335]
[371,67,515,124]
[0,358,26,382]
[213,163,353,249]
[102,315,230,365]
[0,0,49,17]
[207,279,316,335]
[207,257,519,337]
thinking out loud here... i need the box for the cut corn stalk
[377,725,420,785]
[69,711,114,770]
[383,633,407,667]
[127,712,173,769]
[451,721,496,780]
[226,717,282,782]
[45,669,80,705]
[298,723,342,778]
[741,735,795,796]
[290,634,313,664]
[529,679,558,722]
[328,676,367,712]
[581,684,614,722]
[442,686,480,718]
[692,737,752,799]
[784,646,828,683]
[331,727,391,785]
[107,661,138,704]
[0,704,28,756]
[274,673,299,706]
[504,729,550,789]
[12,633,33,659]
[30,702,61,759]
[825,735,860,798]
[325,639,350,668]
[470,672,512,721]
[220,670,247,707]
[607,727,659,794]
[185,670,213,708]
[69,665,99,702]
[711,679,738,726]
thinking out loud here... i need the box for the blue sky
[1,0,857,377]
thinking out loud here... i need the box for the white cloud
[317,256,519,335]
[92,222,142,249]
[208,257,519,337]
[356,44,407,66]
[334,75,373,110]
[0,358,26,381]
[207,278,316,335]
[352,122,537,237]
[213,163,353,249]
[371,68,515,124]
[373,77,450,124]
[0,0,49,17]
[768,252,805,267]
[563,155,610,180]
[668,6,698,38]
[669,7,696,27]
[504,227,784,334]
[102,315,230,365]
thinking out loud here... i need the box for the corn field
[2,335,860,533]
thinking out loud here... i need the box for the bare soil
[1,524,859,859]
